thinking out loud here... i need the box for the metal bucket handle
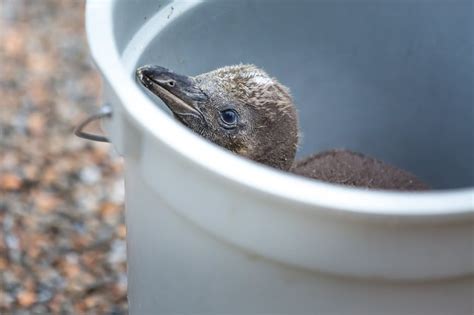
[74,104,112,143]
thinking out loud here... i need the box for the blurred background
[1,0,128,313]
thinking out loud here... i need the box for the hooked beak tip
[136,66,151,83]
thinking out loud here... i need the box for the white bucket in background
[85,1,474,314]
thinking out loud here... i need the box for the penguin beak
[136,65,207,121]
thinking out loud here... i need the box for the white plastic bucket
[85,1,474,314]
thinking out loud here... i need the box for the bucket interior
[115,0,473,190]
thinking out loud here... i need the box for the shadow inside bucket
[126,0,473,189]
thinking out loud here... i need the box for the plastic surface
[86,1,474,314]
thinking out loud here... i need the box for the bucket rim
[85,0,474,219]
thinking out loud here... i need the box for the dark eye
[220,109,238,127]
[167,80,175,87]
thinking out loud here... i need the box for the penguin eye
[220,109,238,127]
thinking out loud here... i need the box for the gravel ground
[1,0,128,313]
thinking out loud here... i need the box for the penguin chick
[136,64,429,190]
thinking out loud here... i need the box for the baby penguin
[136,64,428,190]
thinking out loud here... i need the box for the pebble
[16,290,37,308]
[108,240,127,265]
[0,173,23,191]
[5,234,19,250]
[80,166,102,185]
[27,112,46,136]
